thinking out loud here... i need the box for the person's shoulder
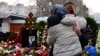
[64,14,76,19]
[76,16,87,29]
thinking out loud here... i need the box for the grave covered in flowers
[0,12,49,56]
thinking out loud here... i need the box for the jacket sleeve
[76,16,87,29]
[46,29,56,46]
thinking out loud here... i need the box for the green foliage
[37,21,47,45]
[8,45,16,51]
[37,21,47,35]
[85,17,99,37]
